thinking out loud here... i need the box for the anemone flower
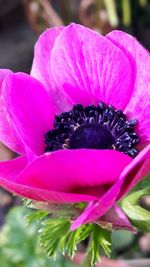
[0,24,149,231]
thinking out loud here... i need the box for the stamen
[45,102,140,158]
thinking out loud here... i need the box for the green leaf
[26,210,49,224]
[120,183,150,232]
[121,199,150,232]
[139,174,150,189]
[39,218,71,258]
[129,173,150,193]
[77,224,93,242]
[88,224,111,266]
[25,201,113,265]
[66,228,81,257]
[60,224,92,258]
[35,215,111,265]
[65,224,91,258]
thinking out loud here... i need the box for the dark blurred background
[0,0,150,74]
[0,1,150,266]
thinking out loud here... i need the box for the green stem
[103,0,118,27]
[122,0,131,26]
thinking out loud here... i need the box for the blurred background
[0,0,150,266]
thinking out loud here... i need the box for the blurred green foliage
[0,207,77,267]
[112,230,134,251]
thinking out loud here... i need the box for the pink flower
[0,24,149,230]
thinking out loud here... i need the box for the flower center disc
[45,102,140,158]
[69,123,114,149]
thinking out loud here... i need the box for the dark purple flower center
[44,102,140,158]
[69,124,115,149]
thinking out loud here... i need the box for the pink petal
[97,205,136,233]
[0,177,98,203]
[71,145,150,230]
[31,26,72,112]
[0,156,27,181]
[0,149,130,203]
[17,149,132,196]
[0,155,97,203]
[3,72,56,156]
[50,23,135,109]
[31,26,63,89]
[107,30,150,144]
[0,69,25,154]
